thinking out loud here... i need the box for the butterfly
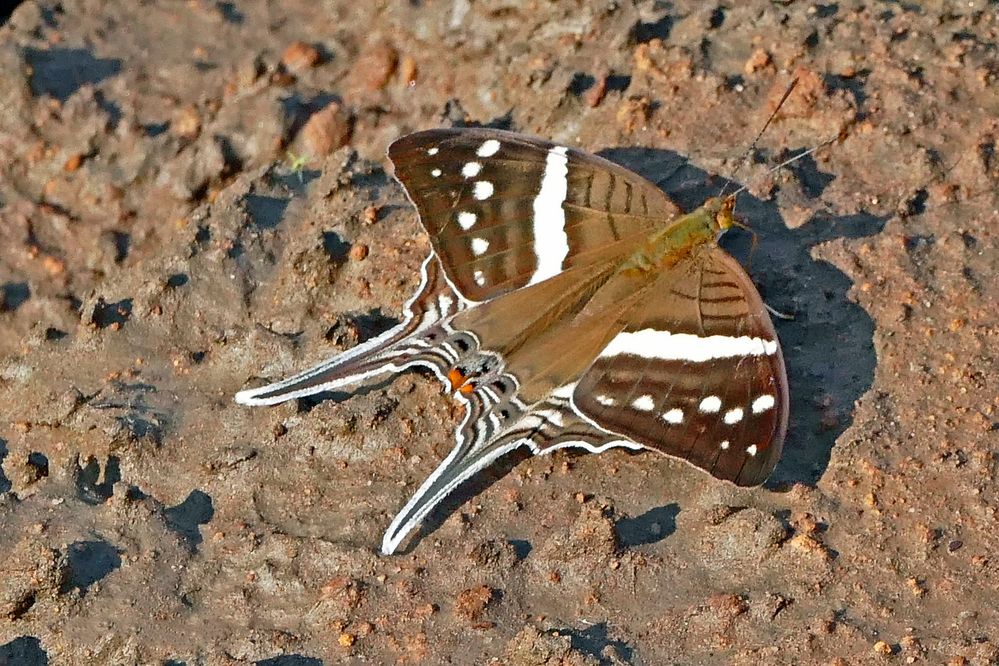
[236,128,788,555]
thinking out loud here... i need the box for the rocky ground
[1,0,997,664]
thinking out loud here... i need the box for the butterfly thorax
[621,196,735,275]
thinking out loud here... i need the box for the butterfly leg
[235,253,463,406]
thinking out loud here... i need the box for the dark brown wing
[388,128,680,302]
[572,247,788,486]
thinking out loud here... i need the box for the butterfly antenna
[718,77,800,198]
[729,131,844,199]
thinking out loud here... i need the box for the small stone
[788,533,830,559]
[906,577,926,597]
[948,539,963,552]
[874,641,892,656]
[338,633,355,647]
[282,41,322,71]
[400,54,418,85]
[301,102,352,155]
[41,255,65,276]
[348,243,369,261]
[170,105,201,140]
[354,42,398,91]
[63,153,83,172]
[744,48,772,74]
[790,511,819,534]
[616,95,652,132]
[584,74,608,108]
[900,635,922,653]
[455,585,495,622]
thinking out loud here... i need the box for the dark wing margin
[388,128,680,303]
[571,247,788,486]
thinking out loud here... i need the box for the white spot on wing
[477,139,501,157]
[723,408,744,425]
[471,238,490,256]
[720,440,730,450]
[595,395,615,406]
[752,394,776,413]
[631,394,655,411]
[528,146,570,286]
[662,408,684,424]
[473,270,486,286]
[462,162,482,178]
[473,181,494,200]
[431,168,442,177]
[427,147,439,155]
[746,444,758,456]
[599,329,778,362]
[699,396,722,413]
[457,211,476,230]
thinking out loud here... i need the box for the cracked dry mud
[1,1,997,664]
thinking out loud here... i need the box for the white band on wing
[599,329,778,363]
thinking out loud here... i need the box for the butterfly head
[704,194,739,234]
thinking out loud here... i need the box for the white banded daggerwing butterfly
[236,128,788,555]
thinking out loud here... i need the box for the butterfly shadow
[600,147,887,488]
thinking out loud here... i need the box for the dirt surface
[1,0,997,664]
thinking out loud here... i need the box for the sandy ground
[1,0,997,664]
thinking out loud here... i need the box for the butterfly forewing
[389,128,680,302]
[573,248,788,486]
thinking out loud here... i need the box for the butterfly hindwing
[388,128,680,303]
[234,253,465,406]
[572,247,788,486]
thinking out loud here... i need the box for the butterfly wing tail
[380,386,639,555]
[380,388,528,555]
[236,253,463,406]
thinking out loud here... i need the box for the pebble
[170,105,201,140]
[744,48,772,74]
[63,153,83,172]
[301,102,352,155]
[282,41,322,71]
[353,42,398,91]
[349,243,369,261]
